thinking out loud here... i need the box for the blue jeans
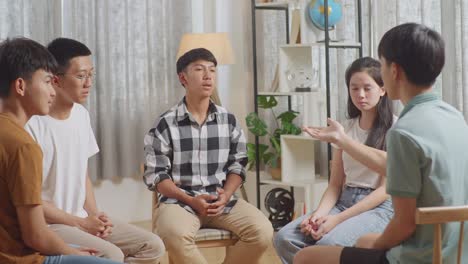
[273,186,394,264]
[43,255,123,264]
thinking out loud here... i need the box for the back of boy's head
[0,37,58,98]
[47,38,91,73]
[176,48,217,74]
[378,23,445,87]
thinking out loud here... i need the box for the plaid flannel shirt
[143,98,247,214]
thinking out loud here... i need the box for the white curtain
[0,0,193,181]
[371,0,468,121]
[441,0,468,120]
[256,0,468,121]
[0,0,61,42]
[253,0,468,178]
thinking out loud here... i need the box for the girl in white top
[274,57,395,264]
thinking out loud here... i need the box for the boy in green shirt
[294,23,468,264]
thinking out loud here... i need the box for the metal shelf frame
[250,0,363,209]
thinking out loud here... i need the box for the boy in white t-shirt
[26,38,165,263]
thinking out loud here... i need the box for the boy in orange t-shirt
[0,38,121,264]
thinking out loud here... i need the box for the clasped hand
[300,213,342,240]
[80,212,113,238]
[191,188,229,217]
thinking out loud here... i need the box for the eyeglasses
[57,71,95,82]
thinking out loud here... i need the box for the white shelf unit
[282,135,327,211]
[328,41,361,48]
[257,90,325,129]
[260,171,328,213]
[251,0,363,214]
[258,91,314,96]
[255,1,289,8]
[281,135,316,181]
[279,44,320,93]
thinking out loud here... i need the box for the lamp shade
[176,32,235,65]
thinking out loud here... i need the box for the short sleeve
[8,144,43,206]
[86,113,99,158]
[386,129,423,198]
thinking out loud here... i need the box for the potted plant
[246,96,302,180]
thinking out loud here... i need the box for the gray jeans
[273,186,394,264]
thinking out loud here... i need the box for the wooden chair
[151,187,249,263]
[415,205,468,264]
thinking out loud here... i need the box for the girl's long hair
[345,57,393,150]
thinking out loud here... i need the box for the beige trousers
[50,219,165,263]
[154,199,274,264]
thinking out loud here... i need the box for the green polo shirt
[385,93,468,263]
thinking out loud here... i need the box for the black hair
[176,48,217,74]
[345,57,393,150]
[378,23,445,87]
[47,37,92,73]
[0,37,58,98]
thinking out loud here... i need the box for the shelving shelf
[257,91,319,96]
[255,2,289,9]
[259,171,328,213]
[251,0,364,215]
[259,172,325,186]
[328,41,362,48]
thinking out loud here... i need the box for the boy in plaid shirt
[144,48,273,264]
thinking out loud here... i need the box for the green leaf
[281,122,302,135]
[258,96,278,109]
[246,143,269,170]
[246,112,268,136]
[270,137,281,154]
[277,110,299,124]
[273,128,282,142]
[263,152,276,166]
[266,153,280,168]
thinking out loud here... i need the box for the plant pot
[268,158,282,181]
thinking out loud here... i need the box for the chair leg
[433,224,442,264]
[458,222,465,264]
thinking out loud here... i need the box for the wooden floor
[132,220,282,264]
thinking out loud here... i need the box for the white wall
[94,178,152,223]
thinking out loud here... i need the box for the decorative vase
[269,158,282,181]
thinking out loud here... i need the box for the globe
[308,0,343,30]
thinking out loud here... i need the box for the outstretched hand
[302,118,345,145]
